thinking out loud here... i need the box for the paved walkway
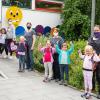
[0,58,98,100]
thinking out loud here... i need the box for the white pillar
[0,0,2,28]
[31,0,35,10]
[91,0,96,37]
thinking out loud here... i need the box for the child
[78,45,100,99]
[17,36,26,72]
[0,28,7,58]
[56,42,74,86]
[38,40,55,82]
[1,28,8,58]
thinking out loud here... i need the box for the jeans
[96,62,100,94]
[59,64,69,81]
[0,43,5,54]
[26,45,34,70]
[53,53,60,80]
[19,55,26,71]
[5,39,13,56]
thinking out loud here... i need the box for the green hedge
[34,36,87,89]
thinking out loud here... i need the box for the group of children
[1,23,100,99]
[38,40,74,86]
[38,38,100,99]
[0,28,26,72]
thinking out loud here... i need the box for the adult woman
[50,27,64,81]
[24,22,36,71]
[88,25,100,99]
[6,19,16,59]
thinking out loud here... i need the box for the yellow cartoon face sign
[6,6,23,27]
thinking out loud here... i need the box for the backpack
[16,42,26,58]
[84,55,98,71]
[10,41,17,51]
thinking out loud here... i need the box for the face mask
[54,32,58,37]
[94,32,100,38]
[7,28,11,31]
[27,26,31,30]
[8,22,12,25]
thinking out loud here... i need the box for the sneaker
[59,80,64,85]
[81,93,87,98]
[63,81,68,86]
[43,77,48,82]
[3,55,8,59]
[18,70,22,72]
[47,78,52,82]
[28,68,33,71]
[55,79,59,82]
[22,69,25,72]
[85,93,91,99]
[97,94,100,99]
[9,56,13,59]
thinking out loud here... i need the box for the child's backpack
[10,41,17,51]
[43,47,53,62]
[84,55,98,71]
[16,42,26,58]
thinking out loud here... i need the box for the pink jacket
[40,47,55,63]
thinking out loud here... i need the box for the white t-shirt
[60,51,68,64]
[0,34,6,44]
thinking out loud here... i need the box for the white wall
[2,6,62,29]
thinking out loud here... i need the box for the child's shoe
[9,56,13,59]
[43,79,48,82]
[55,79,59,82]
[97,94,100,99]
[22,69,25,72]
[3,55,8,59]
[81,93,87,98]
[63,80,68,86]
[47,78,52,82]
[43,77,48,82]
[18,70,22,72]
[85,93,91,99]
[59,80,64,85]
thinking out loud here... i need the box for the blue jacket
[56,44,74,64]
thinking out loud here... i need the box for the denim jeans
[26,47,34,70]
[53,53,60,80]
[19,55,26,71]
[59,64,69,81]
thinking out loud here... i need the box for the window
[2,0,31,9]
[35,0,63,13]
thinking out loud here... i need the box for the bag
[92,62,98,71]
[10,41,17,51]
[84,55,98,71]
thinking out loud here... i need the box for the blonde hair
[20,36,25,41]
[85,45,93,55]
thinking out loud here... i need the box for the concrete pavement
[0,58,98,100]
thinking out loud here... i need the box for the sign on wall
[0,0,2,22]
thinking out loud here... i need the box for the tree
[60,0,91,40]
[95,0,100,24]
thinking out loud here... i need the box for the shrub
[33,36,50,72]
[34,36,87,89]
